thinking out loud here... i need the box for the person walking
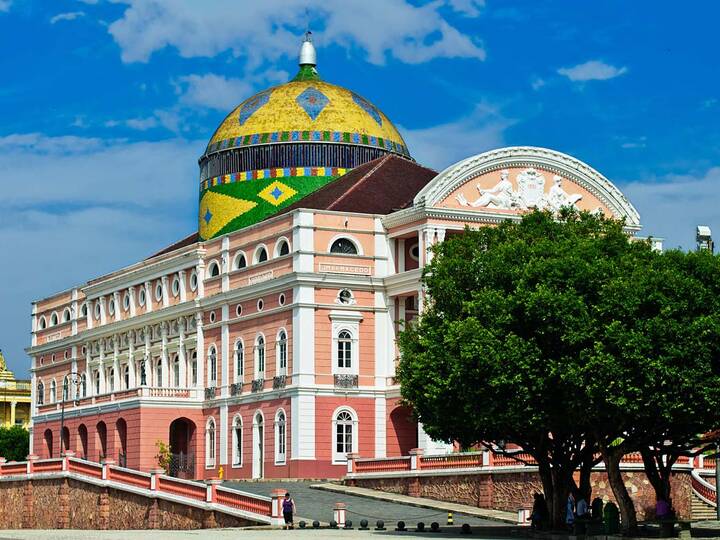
[282,492,296,530]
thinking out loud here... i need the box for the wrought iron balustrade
[334,374,358,389]
[204,387,217,400]
[251,378,264,393]
[230,383,242,396]
[272,375,286,390]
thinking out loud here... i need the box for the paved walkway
[223,480,506,527]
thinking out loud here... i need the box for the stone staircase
[692,491,717,521]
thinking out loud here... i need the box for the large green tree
[397,210,720,530]
[0,425,29,462]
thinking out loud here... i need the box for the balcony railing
[230,383,242,396]
[251,378,264,393]
[204,387,217,400]
[334,374,358,389]
[272,375,286,390]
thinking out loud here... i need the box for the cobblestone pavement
[223,480,503,527]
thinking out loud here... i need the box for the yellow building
[0,351,31,428]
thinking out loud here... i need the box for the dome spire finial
[293,31,320,82]
[299,30,317,67]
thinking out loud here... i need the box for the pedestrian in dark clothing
[530,493,549,531]
[282,492,296,530]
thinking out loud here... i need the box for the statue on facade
[456,169,515,209]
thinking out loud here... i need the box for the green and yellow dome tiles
[197,33,411,240]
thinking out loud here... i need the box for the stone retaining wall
[0,477,254,530]
[350,469,693,521]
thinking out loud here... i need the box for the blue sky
[1,0,719,375]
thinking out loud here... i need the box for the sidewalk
[310,483,518,523]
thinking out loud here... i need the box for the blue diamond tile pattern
[238,90,272,125]
[352,92,382,126]
[204,209,213,224]
[296,87,329,121]
[270,187,283,200]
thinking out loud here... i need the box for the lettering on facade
[45,332,63,343]
[247,271,274,285]
[319,264,371,275]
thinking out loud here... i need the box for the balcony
[334,374,358,389]
[251,378,264,393]
[230,383,242,396]
[272,375,286,390]
[204,387,217,400]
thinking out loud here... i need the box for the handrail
[691,469,716,506]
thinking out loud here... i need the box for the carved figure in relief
[456,169,514,208]
[547,175,582,210]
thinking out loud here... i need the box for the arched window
[94,371,100,394]
[191,351,198,386]
[234,252,247,270]
[275,410,286,464]
[80,374,87,397]
[255,246,268,264]
[50,312,59,326]
[62,377,69,401]
[123,365,130,389]
[337,330,353,369]
[277,330,288,376]
[208,346,217,384]
[173,355,180,387]
[37,381,44,405]
[63,308,71,323]
[255,336,265,378]
[108,368,115,392]
[235,341,244,382]
[155,360,162,387]
[330,238,358,255]
[38,316,47,330]
[275,238,290,257]
[208,261,220,277]
[333,409,356,463]
[50,380,57,403]
[206,418,216,468]
[232,415,243,467]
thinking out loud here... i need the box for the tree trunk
[577,450,594,502]
[641,448,677,509]
[602,446,638,534]
[538,461,572,530]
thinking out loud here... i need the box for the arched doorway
[389,406,418,456]
[78,424,88,460]
[44,429,53,458]
[252,411,264,479]
[61,426,70,455]
[168,418,196,478]
[96,421,107,461]
[116,418,128,467]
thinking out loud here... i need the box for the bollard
[461,523,472,534]
[396,520,407,531]
[330,520,338,529]
[333,502,347,527]
[416,522,426,532]
[299,521,306,529]
[430,522,440,533]
[344,520,353,530]
[447,512,454,525]
[375,520,386,531]
[312,520,320,529]
[359,519,369,530]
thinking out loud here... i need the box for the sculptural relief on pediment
[440,167,611,217]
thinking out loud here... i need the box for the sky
[1,0,719,375]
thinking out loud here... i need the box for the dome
[198,33,411,240]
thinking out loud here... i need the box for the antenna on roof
[299,29,317,67]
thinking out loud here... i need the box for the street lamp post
[59,371,81,456]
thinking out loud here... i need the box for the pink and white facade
[27,146,646,480]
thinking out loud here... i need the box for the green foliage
[155,440,172,474]
[0,425,29,461]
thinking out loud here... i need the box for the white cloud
[107,0,485,65]
[174,71,287,111]
[558,60,628,82]
[400,103,512,170]
[531,77,546,91]
[0,1,10,13]
[621,167,720,250]
[447,0,485,17]
[125,116,159,130]
[50,11,86,24]
[0,133,203,375]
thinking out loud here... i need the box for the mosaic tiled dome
[198,33,411,240]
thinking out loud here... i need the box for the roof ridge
[328,154,393,210]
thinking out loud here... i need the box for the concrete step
[692,492,717,521]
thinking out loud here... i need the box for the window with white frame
[234,252,247,270]
[191,351,197,386]
[173,355,180,387]
[277,330,288,376]
[275,410,286,464]
[254,245,268,264]
[39,316,47,330]
[255,335,265,378]
[63,308,71,323]
[208,346,217,384]
[108,368,115,392]
[37,381,44,405]
[329,237,359,255]
[81,374,87,397]
[155,360,162,387]
[122,366,129,389]
[275,238,290,257]
[330,312,362,375]
[62,378,69,401]
[50,312,59,326]
[235,341,244,382]
[332,409,357,463]
[50,380,57,403]
[94,371,100,394]
[232,415,243,467]
[337,331,352,370]
[206,417,216,468]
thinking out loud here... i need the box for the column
[98,342,106,393]
[128,335,136,388]
[292,285,315,386]
[221,237,230,293]
[144,281,153,313]
[221,305,229,396]
[195,313,205,390]
[10,401,16,426]
[178,321,187,388]
[196,263,205,298]
[98,296,107,325]
[178,271,187,303]
[113,336,120,392]
[112,292,121,322]
[160,323,169,387]
[161,277,170,309]
[128,287,137,317]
